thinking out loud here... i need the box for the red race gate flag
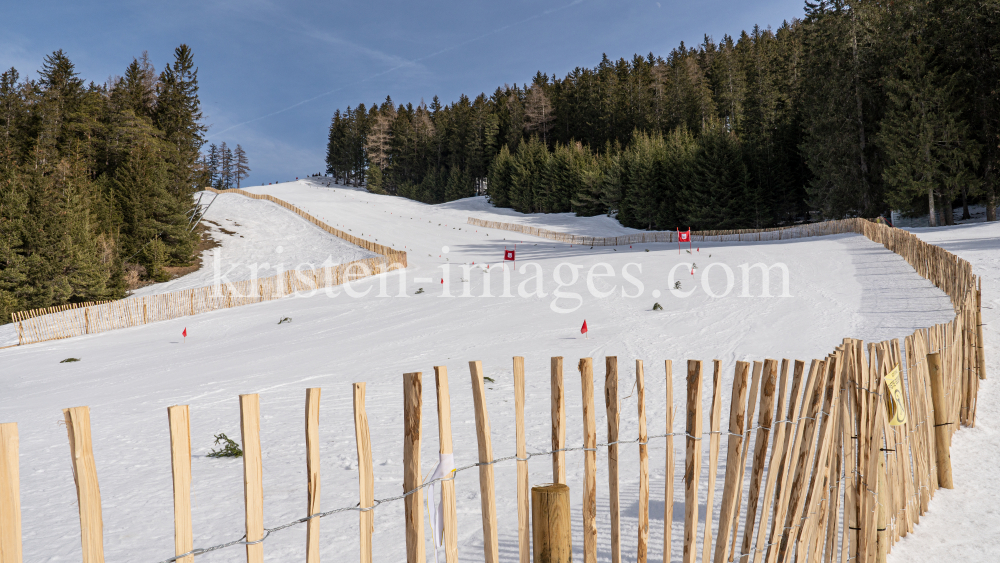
[677,228,691,253]
[581,320,588,339]
[504,248,516,261]
[182,327,187,337]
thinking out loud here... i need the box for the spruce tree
[877,33,979,225]
[234,144,250,189]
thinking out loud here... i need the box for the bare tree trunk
[944,197,954,225]
[928,188,938,227]
[962,186,970,219]
[989,193,998,222]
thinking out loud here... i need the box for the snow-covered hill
[1,178,993,562]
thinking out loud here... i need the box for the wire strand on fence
[152,421,828,563]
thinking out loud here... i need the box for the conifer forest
[0,46,207,322]
[325,0,999,230]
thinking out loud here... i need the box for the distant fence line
[0,212,987,563]
[466,216,867,245]
[5,189,407,348]
[11,301,113,323]
[206,188,407,265]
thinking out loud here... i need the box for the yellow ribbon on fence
[884,364,908,426]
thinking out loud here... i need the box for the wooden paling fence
[5,189,407,348]
[205,188,408,263]
[466,217,867,246]
[0,216,987,563]
[0,326,981,563]
[11,301,113,323]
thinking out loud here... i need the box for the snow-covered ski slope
[0,178,992,563]
[132,191,379,297]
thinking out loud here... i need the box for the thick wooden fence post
[353,383,374,563]
[469,361,500,563]
[580,358,598,563]
[551,357,566,484]
[63,406,105,563]
[305,388,321,563]
[403,372,425,563]
[927,353,954,488]
[514,357,531,563]
[239,394,264,563]
[683,360,704,563]
[167,406,193,563]
[532,484,572,563]
[433,367,459,563]
[0,423,22,563]
[606,356,622,563]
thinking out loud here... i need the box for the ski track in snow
[1,177,992,562]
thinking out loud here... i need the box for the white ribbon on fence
[425,452,456,563]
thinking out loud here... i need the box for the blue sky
[3,0,805,186]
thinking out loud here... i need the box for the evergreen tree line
[325,0,1000,228]
[202,142,250,190]
[0,46,207,323]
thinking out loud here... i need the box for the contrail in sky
[208,0,586,138]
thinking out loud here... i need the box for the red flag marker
[677,228,691,253]
[440,278,443,284]
[581,320,588,339]
[182,327,187,343]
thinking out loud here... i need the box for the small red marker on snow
[581,320,588,339]
[182,327,187,343]
[440,278,444,284]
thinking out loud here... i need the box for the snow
[0,178,990,563]
[130,191,378,298]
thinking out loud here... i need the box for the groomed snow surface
[1,178,995,563]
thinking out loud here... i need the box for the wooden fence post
[701,361,723,563]
[664,360,675,563]
[606,356,622,563]
[353,383,374,563]
[305,388,321,563]
[739,359,779,562]
[579,358,598,563]
[433,367,459,563]
[714,362,750,563]
[636,360,650,563]
[927,353,953,488]
[469,361,500,563]
[728,361,764,560]
[63,406,104,563]
[532,484,572,563]
[752,360,794,563]
[551,357,566,484]
[167,406,193,563]
[0,423,22,563]
[403,372,425,563]
[683,360,704,563]
[977,283,986,380]
[514,357,531,563]
[239,394,264,563]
